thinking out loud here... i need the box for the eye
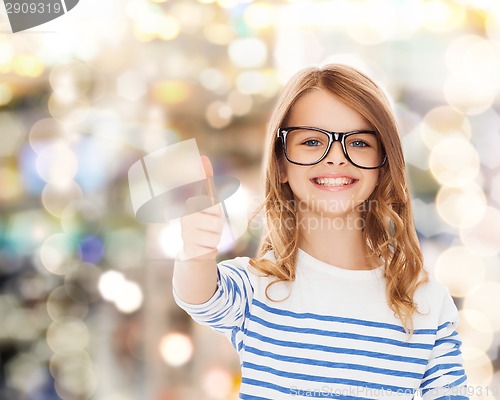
[303,139,322,147]
[349,140,369,148]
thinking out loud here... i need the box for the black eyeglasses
[277,126,387,169]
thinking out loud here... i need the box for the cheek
[363,171,380,195]
[285,169,312,202]
[283,165,305,186]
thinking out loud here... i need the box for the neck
[297,208,378,271]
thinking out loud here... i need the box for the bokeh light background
[1,0,500,399]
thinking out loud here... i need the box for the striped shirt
[173,249,468,399]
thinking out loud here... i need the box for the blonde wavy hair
[249,64,428,334]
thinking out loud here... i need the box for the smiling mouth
[312,177,357,187]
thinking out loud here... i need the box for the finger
[180,231,221,258]
[183,206,222,224]
[200,203,223,216]
[200,155,213,179]
[181,211,223,235]
[188,231,222,249]
[184,195,212,215]
[201,155,216,205]
[184,196,222,217]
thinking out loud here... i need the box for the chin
[297,198,364,218]
[296,205,365,232]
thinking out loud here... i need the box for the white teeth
[314,177,354,186]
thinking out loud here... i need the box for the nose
[323,141,347,165]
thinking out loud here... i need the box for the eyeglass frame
[277,126,388,170]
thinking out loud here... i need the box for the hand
[179,155,224,261]
[179,197,224,261]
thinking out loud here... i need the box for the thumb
[200,155,216,205]
[200,155,213,179]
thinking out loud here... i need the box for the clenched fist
[179,196,224,261]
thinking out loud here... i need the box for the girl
[172,64,468,399]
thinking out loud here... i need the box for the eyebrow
[281,126,376,133]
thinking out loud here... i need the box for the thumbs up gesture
[179,156,225,261]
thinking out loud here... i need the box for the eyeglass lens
[285,128,384,168]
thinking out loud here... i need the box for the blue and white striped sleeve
[419,291,469,399]
[173,258,254,351]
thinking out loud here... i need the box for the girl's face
[280,89,380,218]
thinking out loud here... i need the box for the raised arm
[172,155,224,304]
